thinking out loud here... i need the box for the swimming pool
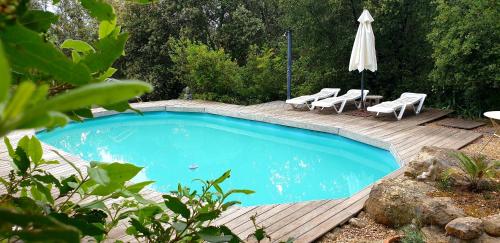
[37,112,399,206]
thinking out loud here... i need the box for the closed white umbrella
[349,9,377,108]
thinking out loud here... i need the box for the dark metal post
[360,70,365,109]
[287,30,292,100]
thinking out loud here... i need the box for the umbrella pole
[360,70,365,109]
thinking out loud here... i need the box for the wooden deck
[0,100,482,242]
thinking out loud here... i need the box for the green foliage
[1,3,265,242]
[169,38,243,103]
[125,171,255,242]
[169,39,285,104]
[0,136,152,242]
[436,168,455,191]
[0,0,153,138]
[453,152,499,191]
[400,225,425,243]
[118,0,283,102]
[428,0,500,117]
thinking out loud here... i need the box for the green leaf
[136,205,162,220]
[0,177,8,190]
[226,189,255,196]
[98,162,142,184]
[126,181,154,193]
[129,217,151,236]
[195,210,221,222]
[28,136,43,164]
[96,67,117,81]
[80,0,116,22]
[163,195,190,219]
[13,146,30,174]
[253,228,267,241]
[35,180,55,204]
[71,50,82,63]
[81,33,128,73]
[0,39,11,102]
[0,208,81,243]
[19,111,70,130]
[4,137,15,157]
[19,10,59,32]
[102,101,132,112]
[197,226,234,242]
[61,39,95,53]
[221,201,240,210]
[37,81,152,113]
[90,163,143,196]
[88,167,110,185]
[214,170,231,184]
[172,221,187,232]
[59,175,78,196]
[50,213,106,237]
[0,24,91,85]
[98,19,116,39]
[33,174,60,186]
[3,81,36,120]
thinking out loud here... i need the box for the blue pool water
[37,112,399,206]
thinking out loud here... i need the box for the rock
[421,225,449,243]
[364,178,463,227]
[348,217,367,228]
[417,159,440,181]
[419,197,465,226]
[449,233,500,243]
[482,213,500,236]
[364,178,434,227]
[404,146,464,181]
[476,233,500,243]
[445,217,484,240]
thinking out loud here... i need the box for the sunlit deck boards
[1,100,482,242]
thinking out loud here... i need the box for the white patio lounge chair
[286,88,340,110]
[311,89,369,113]
[367,92,427,120]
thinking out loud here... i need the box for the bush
[453,152,499,191]
[241,45,286,103]
[169,39,286,104]
[436,168,455,191]
[400,225,425,243]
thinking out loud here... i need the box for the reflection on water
[37,112,399,206]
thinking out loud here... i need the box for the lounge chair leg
[415,98,425,114]
[397,105,407,120]
[337,101,346,114]
[332,104,339,113]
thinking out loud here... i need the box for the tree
[428,0,500,116]
[0,0,258,242]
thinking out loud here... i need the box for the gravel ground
[316,212,399,243]
[316,117,499,242]
[459,125,499,160]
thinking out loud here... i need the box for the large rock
[449,233,500,243]
[476,233,500,243]
[445,217,484,240]
[421,225,449,243]
[419,197,465,226]
[482,213,500,236]
[404,146,462,180]
[365,177,465,227]
[364,178,433,227]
